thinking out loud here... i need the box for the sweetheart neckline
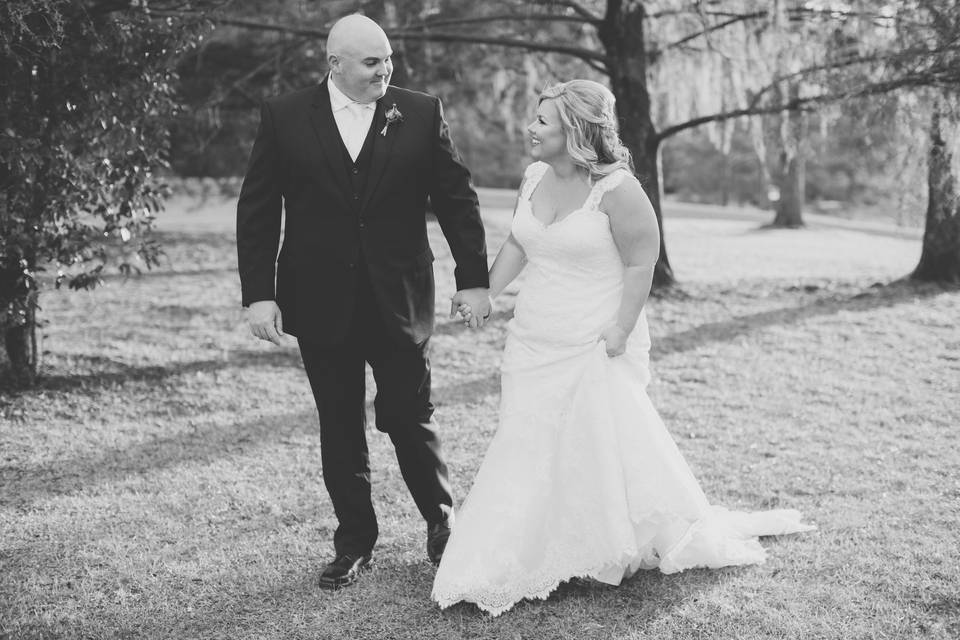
[520,198,606,229]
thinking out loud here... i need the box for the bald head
[326,14,393,103]
[327,14,389,58]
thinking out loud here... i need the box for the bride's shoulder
[601,166,639,188]
[601,172,654,219]
[592,167,639,201]
[523,162,550,180]
[518,162,549,199]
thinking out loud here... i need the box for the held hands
[598,325,629,357]
[247,300,286,346]
[449,288,492,330]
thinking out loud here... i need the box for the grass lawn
[1,192,958,639]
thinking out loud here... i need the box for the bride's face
[527,99,567,162]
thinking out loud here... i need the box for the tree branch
[744,41,960,108]
[388,29,605,63]
[692,5,901,25]
[658,11,766,53]
[202,38,306,110]
[648,6,701,20]
[532,0,601,23]
[408,12,599,29]
[87,0,231,17]
[653,2,902,57]
[190,15,608,64]
[655,70,956,142]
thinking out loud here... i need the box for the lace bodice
[518,161,628,214]
[507,162,649,354]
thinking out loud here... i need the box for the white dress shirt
[328,78,376,162]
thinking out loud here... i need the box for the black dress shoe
[427,521,452,564]
[318,553,372,590]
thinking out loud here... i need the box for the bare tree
[913,102,960,283]
[164,0,960,286]
[911,1,960,283]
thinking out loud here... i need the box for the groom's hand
[449,288,491,329]
[247,300,285,346]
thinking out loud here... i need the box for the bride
[432,79,814,616]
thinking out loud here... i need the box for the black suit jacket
[236,79,488,346]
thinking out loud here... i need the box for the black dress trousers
[298,259,453,557]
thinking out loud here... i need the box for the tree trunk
[720,150,731,206]
[0,260,41,386]
[774,150,806,227]
[380,0,409,88]
[601,2,675,288]
[913,105,960,283]
[2,302,41,386]
[748,115,773,208]
[772,103,807,227]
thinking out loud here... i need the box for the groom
[236,14,491,589]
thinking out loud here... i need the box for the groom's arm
[237,100,283,307]
[426,96,489,293]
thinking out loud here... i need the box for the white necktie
[344,102,367,162]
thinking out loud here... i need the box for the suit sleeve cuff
[454,264,490,291]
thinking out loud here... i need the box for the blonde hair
[539,80,632,182]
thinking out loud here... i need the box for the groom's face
[329,34,393,104]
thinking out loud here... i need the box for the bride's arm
[600,177,660,354]
[488,233,526,300]
[488,176,530,300]
[490,171,527,300]
[454,178,528,324]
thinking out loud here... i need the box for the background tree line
[2,0,959,385]
[171,0,959,283]
[173,2,928,220]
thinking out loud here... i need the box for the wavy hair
[538,80,632,182]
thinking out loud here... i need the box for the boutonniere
[381,103,403,136]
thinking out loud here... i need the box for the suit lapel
[308,79,353,209]
[360,89,399,215]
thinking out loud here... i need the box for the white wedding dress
[431,162,814,616]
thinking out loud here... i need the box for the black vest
[339,115,378,214]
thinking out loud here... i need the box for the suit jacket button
[352,168,359,175]
[353,194,360,200]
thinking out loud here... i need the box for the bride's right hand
[449,292,472,323]
[598,325,628,357]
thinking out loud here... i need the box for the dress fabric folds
[431,162,814,616]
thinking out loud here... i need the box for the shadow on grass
[437,279,956,407]
[10,348,304,395]
[123,554,730,640]
[100,266,237,282]
[433,373,500,407]
[0,407,318,511]
[1,480,739,639]
[151,229,236,248]
[6,280,952,511]
[748,219,922,241]
[11,277,945,402]
[651,278,955,358]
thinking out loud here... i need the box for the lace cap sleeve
[519,162,549,201]
[585,169,630,211]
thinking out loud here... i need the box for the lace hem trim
[432,506,815,616]
[433,561,624,617]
